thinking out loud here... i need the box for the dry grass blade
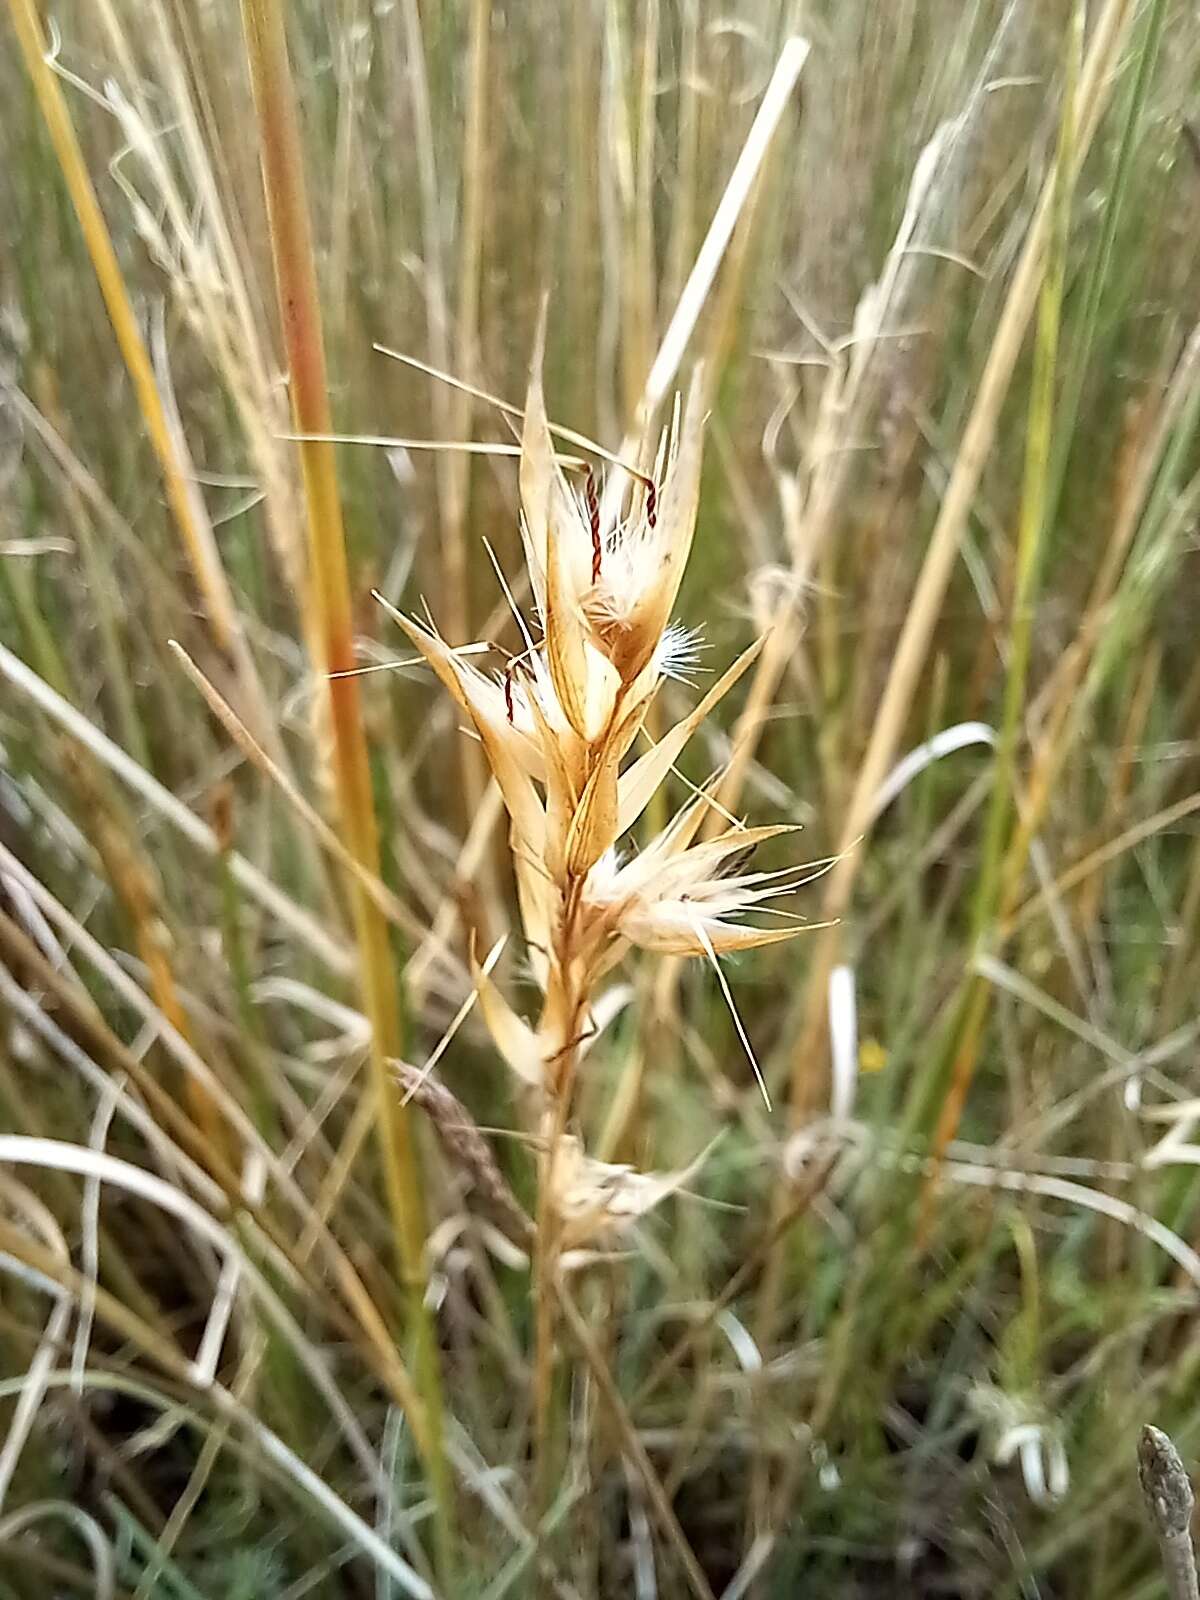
[600,34,809,526]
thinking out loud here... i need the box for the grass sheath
[237,0,455,1578]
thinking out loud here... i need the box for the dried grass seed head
[391,334,818,1105]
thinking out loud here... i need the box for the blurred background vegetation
[1,0,1199,1594]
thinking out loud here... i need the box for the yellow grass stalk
[237,0,455,1576]
[623,7,670,853]
[592,33,807,551]
[396,0,456,620]
[637,36,809,429]
[664,2,700,313]
[566,12,597,422]
[451,0,492,566]
[449,0,503,933]
[623,0,660,414]
[6,0,241,661]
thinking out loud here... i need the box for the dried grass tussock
[2,1,1200,1595]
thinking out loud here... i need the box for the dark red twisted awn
[584,465,602,582]
[645,478,657,528]
[504,665,515,723]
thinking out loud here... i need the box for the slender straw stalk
[449,0,491,603]
[237,0,454,1576]
[531,886,589,1540]
[604,34,809,515]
